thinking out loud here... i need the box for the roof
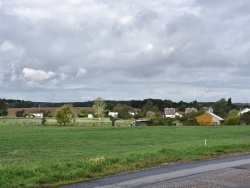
[135,119,150,122]
[196,112,224,121]
[164,108,175,115]
[208,112,224,121]
[239,108,250,115]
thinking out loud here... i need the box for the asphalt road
[60,154,250,188]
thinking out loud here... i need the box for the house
[88,112,93,118]
[164,108,175,118]
[239,108,250,115]
[129,109,139,116]
[108,111,118,117]
[175,111,184,117]
[203,107,213,113]
[31,111,43,118]
[185,108,197,114]
[195,112,224,125]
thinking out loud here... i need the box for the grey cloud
[1,1,250,102]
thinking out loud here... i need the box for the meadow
[0,120,250,187]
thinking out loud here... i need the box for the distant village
[1,98,250,126]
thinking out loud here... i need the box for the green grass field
[0,123,250,187]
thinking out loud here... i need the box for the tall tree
[212,98,231,118]
[0,100,8,116]
[109,115,118,126]
[224,109,240,125]
[77,109,88,118]
[227,97,232,106]
[93,97,106,121]
[113,104,132,119]
[55,104,75,125]
[140,100,154,117]
[15,110,25,117]
[240,111,250,125]
[146,111,156,118]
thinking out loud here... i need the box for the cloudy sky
[1,0,250,103]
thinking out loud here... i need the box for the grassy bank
[0,125,250,187]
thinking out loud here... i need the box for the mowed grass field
[0,123,250,187]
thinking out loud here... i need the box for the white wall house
[108,111,118,117]
[31,112,43,118]
[164,108,175,118]
[88,113,93,118]
[209,112,224,125]
[129,110,138,116]
[175,112,183,117]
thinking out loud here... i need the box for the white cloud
[21,68,55,82]
[13,6,51,20]
[119,15,133,25]
[58,73,67,81]
[1,41,14,51]
[76,68,87,77]
[144,43,153,52]
[163,46,176,57]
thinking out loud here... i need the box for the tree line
[0,98,211,110]
[1,97,250,125]
[52,97,250,126]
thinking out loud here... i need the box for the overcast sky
[1,0,250,103]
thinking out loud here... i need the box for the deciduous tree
[93,97,106,121]
[140,100,154,117]
[15,110,25,117]
[77,109,88,117]
[109,115,118,126]
[55,104,76,125]
[0,100,8,116]
[113,104,132,119]
[240,111,250,125]
[224,109,240,125]
[146,111,155,118]
[212,98,231,118]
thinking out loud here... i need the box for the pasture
[0,122,250,187]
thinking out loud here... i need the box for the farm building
[108,111,118,117]
[175,111,184,117]
[195,112,224,125]
[31,111,43,118]
[164,108,175,118]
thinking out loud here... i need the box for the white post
[205,139,207,146]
